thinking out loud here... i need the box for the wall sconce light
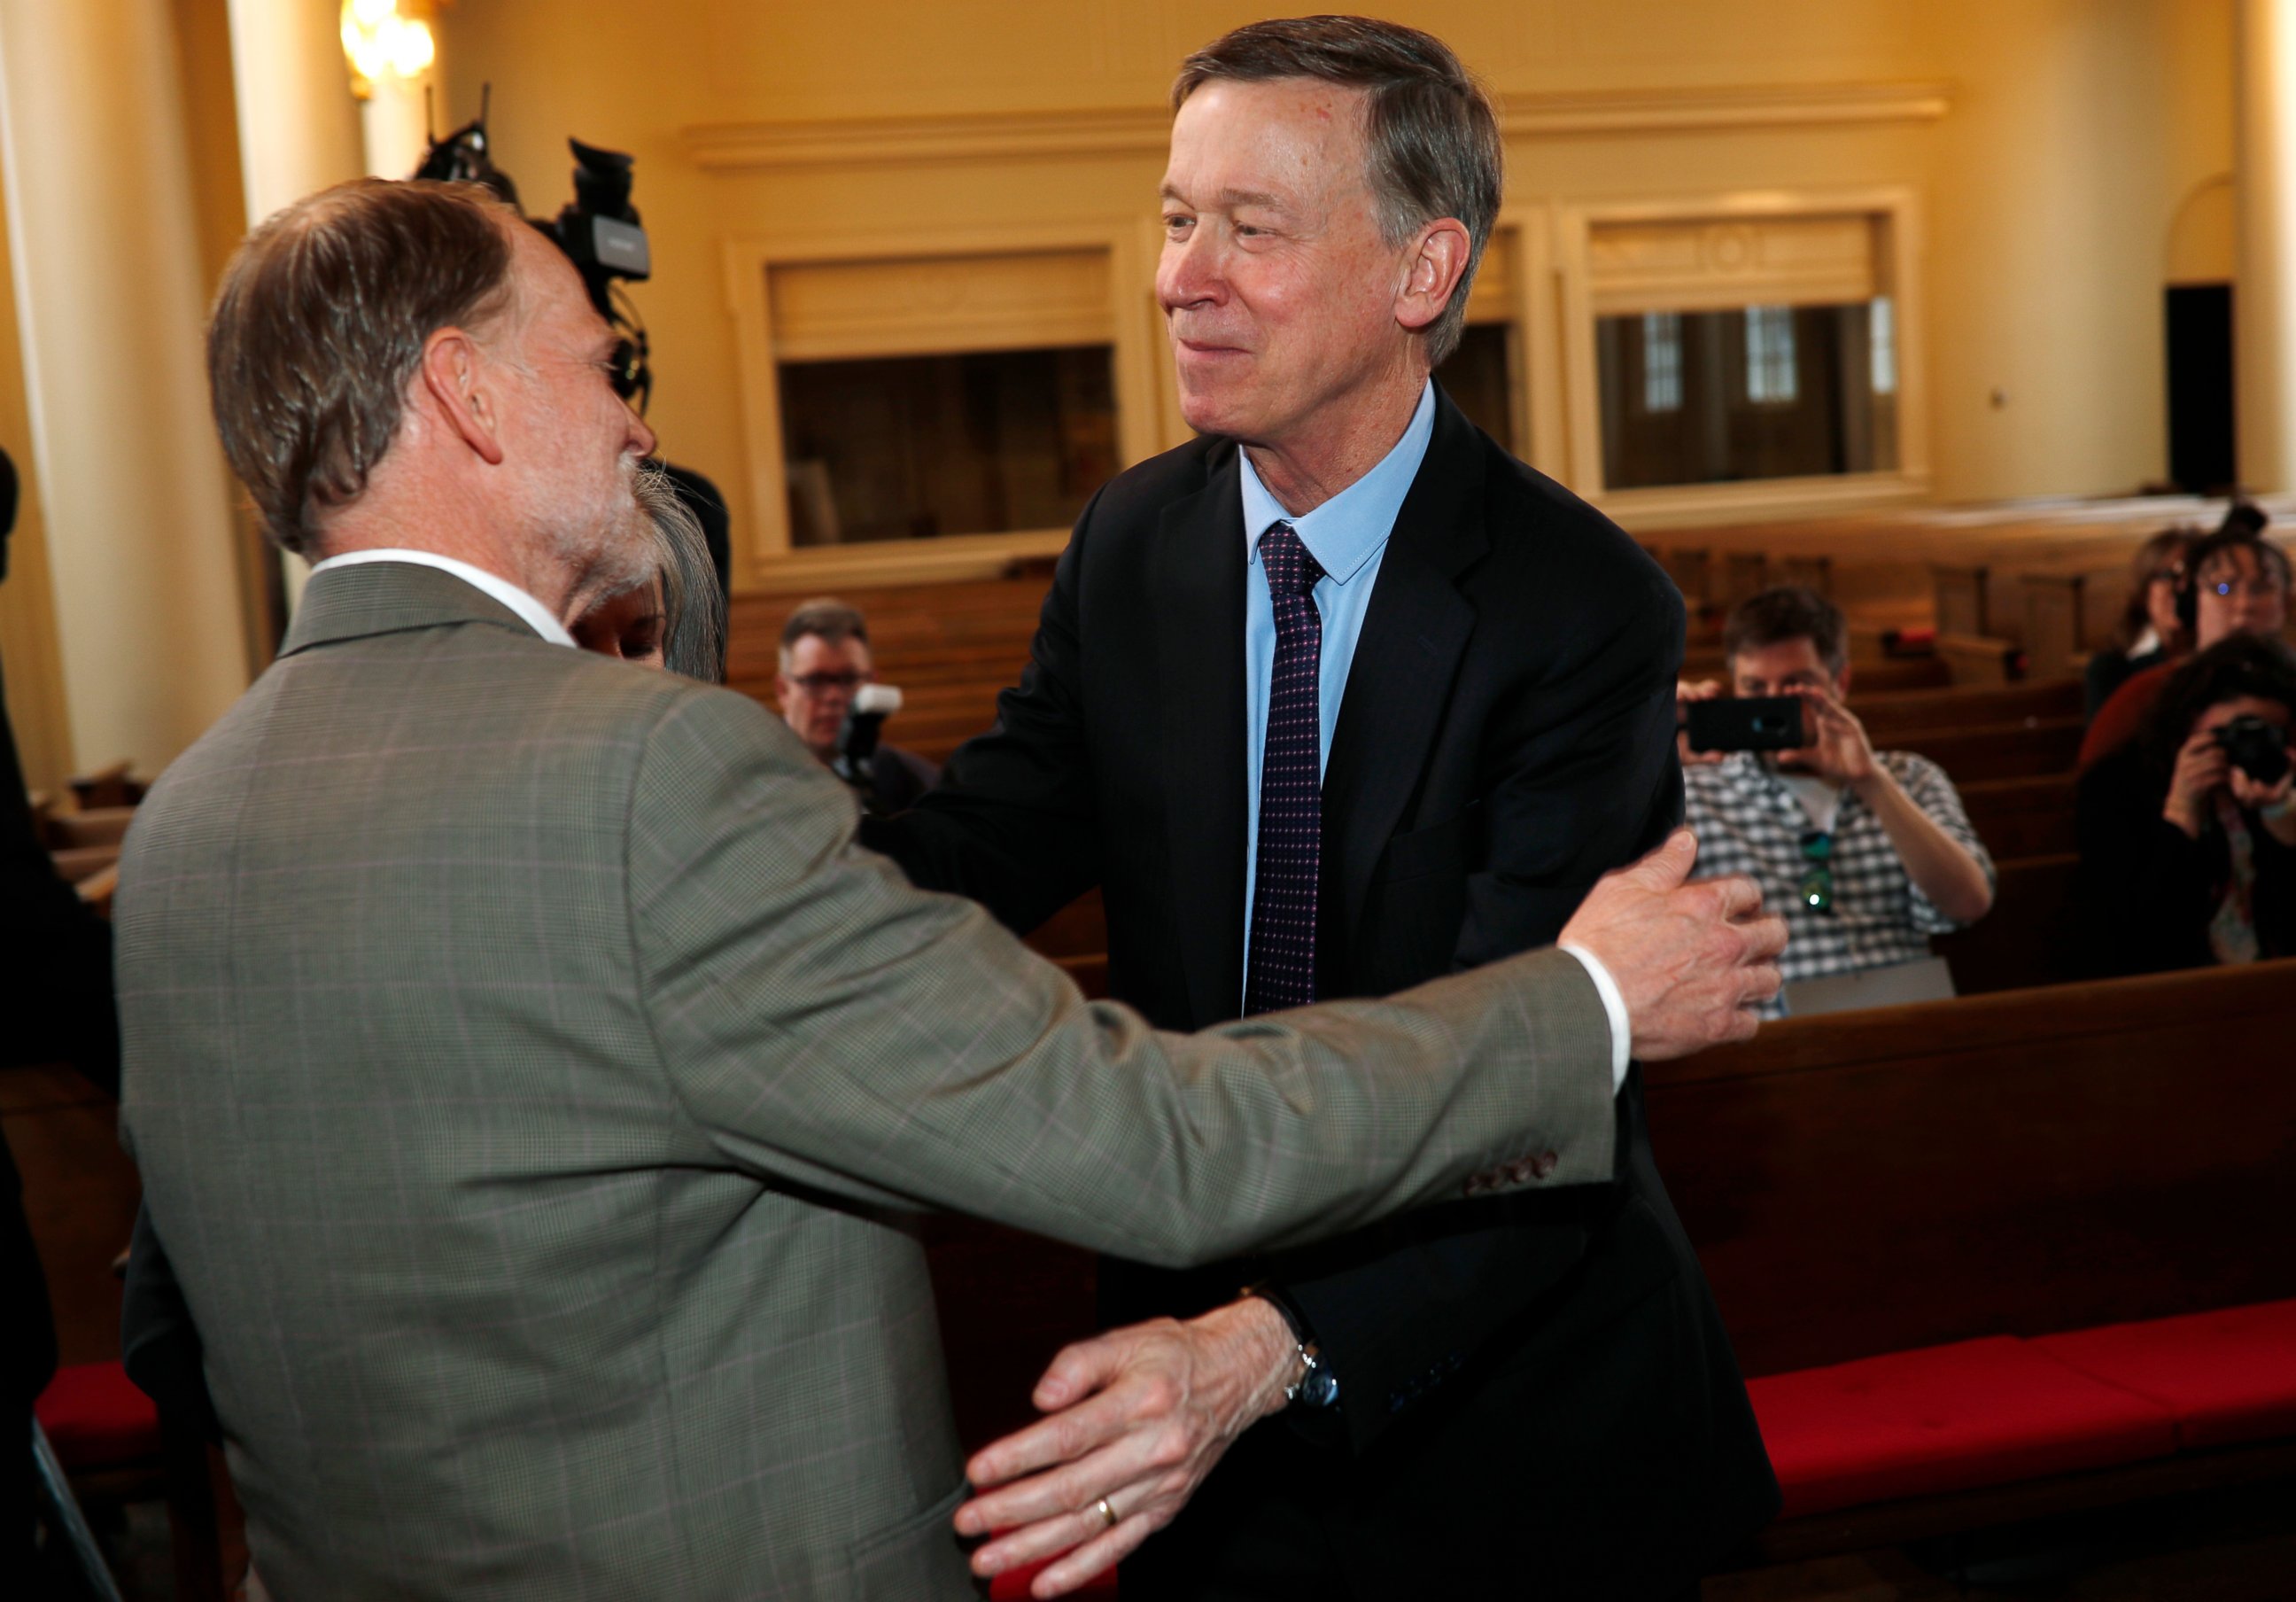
[341,0,436,101]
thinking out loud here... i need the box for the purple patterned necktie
[1245,521,1325,1015]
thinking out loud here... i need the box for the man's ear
[417,326,507,467]
[1394,218,1473,335]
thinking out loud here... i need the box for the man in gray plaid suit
[113,179,1781,1599]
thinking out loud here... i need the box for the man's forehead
[506,223,607,342]
[791,633,868,664]
[1164,77,1373,197]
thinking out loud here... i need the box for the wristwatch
[1243,1283,1339,1410]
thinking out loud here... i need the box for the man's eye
[1163,214,1192,235]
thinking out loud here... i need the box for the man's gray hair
[632,466,726,683]
[208,178,518,554]
[1173,15,1501,366]
[778,598,871,673]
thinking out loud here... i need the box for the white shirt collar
[306,548,576,647]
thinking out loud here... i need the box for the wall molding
[683,81,1953,171]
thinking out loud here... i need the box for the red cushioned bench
[1750,1301,2296,1530]
[1647,961,2296,1566]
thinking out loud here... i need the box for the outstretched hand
[1558,828,1785,1059]
[953,1299,1298,1598]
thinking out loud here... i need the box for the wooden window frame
[1554,185,1932,530]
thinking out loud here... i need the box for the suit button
[1532,1152,1558,1180]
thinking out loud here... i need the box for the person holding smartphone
[1678,586,1996,1015]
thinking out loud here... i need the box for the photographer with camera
[1679,587,1995,1015]
[776,598,938,815]
[2081,509,2290,767]
[2076,634,2296,975]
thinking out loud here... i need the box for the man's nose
[627,409,659,460]
[1158,232,1220,314]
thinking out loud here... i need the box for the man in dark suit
[865,18,1777,1598]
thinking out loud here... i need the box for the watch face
[1299,1366,1341,1409]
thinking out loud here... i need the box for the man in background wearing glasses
[778,596,939,813]
[1679,587,1996,1016]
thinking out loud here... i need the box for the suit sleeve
[628,688,1619,1267]
[1268,542,1687,1455]
[857,494,1105,936]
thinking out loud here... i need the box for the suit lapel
[1153,443,1251,1028]
[1323,390,1488,937]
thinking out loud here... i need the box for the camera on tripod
[413,89,654,412]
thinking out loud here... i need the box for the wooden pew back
[1957,774,2078,860]
[1851,679,2083,742]
[1888,717,2083,782]
[1644,960,2296,1381]
[1933,852,2082,994]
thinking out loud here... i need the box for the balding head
[209,179,520,555]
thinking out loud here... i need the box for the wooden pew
[1889,717,2083,782]
[1955,774,2078,860]
[1851,679,2083,742]
[1647,960,2296,1559]
[1661,548,1712,609]
[4,1064,139,1370]
[1685,652,1951,694]
[1723,550,1770,611]
[1776,554,1833,596]
[1934,852,2082,994]
[67,760,146,811]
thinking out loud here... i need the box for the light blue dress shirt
[1231,385,1632,1084]
[1238,380,1436,979]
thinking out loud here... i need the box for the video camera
[832,685,913,815]
[413,88,654,413]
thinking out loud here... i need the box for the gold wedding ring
[1094,1496,1119,1530]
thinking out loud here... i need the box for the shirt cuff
[1557,943,1633,1093]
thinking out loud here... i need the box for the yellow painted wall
[421,1,2230,572]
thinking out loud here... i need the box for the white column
[225,0,364,225]
[361,72,438,182]
[0,1,252,775]
[2237,0,2296,493]
[227,0,366,611]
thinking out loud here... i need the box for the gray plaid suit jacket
[115,564,1616,1600]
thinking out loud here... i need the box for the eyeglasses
[1798,830,1835,916]
[788,672,866,695]
[2207,578,2285,601]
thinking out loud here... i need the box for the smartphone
[1684,695,1809,754]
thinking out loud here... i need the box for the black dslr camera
[2215,714,2292,788]
[413,89,654,413]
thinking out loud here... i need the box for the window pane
[1870,296,1897,396]
[1434,323,1516,451]
[1596,302,1897,490]
[1643,313,1682,414]
[778,346,1118,545]
[1744,306,1798,404]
